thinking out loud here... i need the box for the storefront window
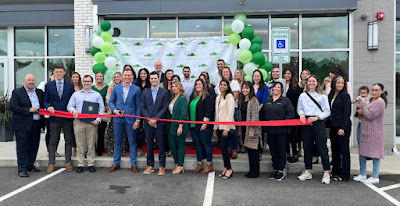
[303,14,348,49]
[150,19,176,38]
[179,18,221,37]
[107,19,147,38]
[302,52,348,82]
[47,59,75,81]
[271,15,299,49]
[396,54,400,135]
[0,28,6,55]
[14,59,45,88]
[15,27,44,56]
[0,62,4,96]
[48,27,75,56]
[396,21,400,51]
[276,52,299,79]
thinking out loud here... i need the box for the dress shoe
[76,167,84,173]
[193,163,203,173]
[131,165,139,173]
[97,152,103,157]
[108,165,120,172]
[47,164,55,174]
[158,167,165,176]
[65,162,74,171]
[288,156,299,163]
[231,151,238,159]
[143,166,154,175]
[201,164,213,174]
[89,166,96,173]
[172,166,184,174]
[28,167,41,172]
[19,172,29,177]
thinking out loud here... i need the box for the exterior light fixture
[85,25,93,53]
[367,21,378,50]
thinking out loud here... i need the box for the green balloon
[90,46,101,56]
[249,43,262,54]
[229,33,241,45]
[94,52,106,63]
[223,23,233,36]
[101,32,112,42]
[265,72,271,81]
[234,13,247,25]
[238,50,253,64]
[241,26,254,40]
[259,69,269,81]
[101,21,111,31]
[101,42,115,55]
[244,74,252,82]
[92,63,107,74]
[252,52,265,65]
[251,35,263,45]
[261,61,273,72]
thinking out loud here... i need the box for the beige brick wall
[74,0,94,76]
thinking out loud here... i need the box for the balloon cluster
[225,13,273,82]
[90,21,118,84]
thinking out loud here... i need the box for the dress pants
[49,118,74,165]
[16,121,41,173]
[330,126,351,180]
[301,120,330,171]
[218,130,231,170]
[145,123,166,167]
[268,134,288,171]
[73,119,98,167]
[169,133,186,166]
[113,121,137,166]
[96,121,108,155]
[228,108,238,151]
[247,147,260,176]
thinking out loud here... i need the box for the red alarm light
[376,12,384,20]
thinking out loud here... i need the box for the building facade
[0,0,398,152]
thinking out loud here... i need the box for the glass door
[0,59,6,97]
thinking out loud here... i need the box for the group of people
[10,59,387,185]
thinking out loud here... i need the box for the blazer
[188,94,214,130]
[214,93,235,131]
[285,84,303,118]
[238,97,262,150]
[10,87,45,132]
[169,94,189,136]
[43,79,75,122]
[141,87,169,126]
[327,90,352,130]
[109,83,141,125]
[262,95,295,135]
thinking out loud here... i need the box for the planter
[0,120,14,142]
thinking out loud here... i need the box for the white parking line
[381,183,400,191]
[0,168,65,202]
[363,183,400,205]
[203,171,215,206]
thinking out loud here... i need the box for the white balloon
[239,38,251,50]
[243,62,258,75]
[92,36,104,49]
[104,56,117,69]
[231,20,244,33]
[234,48,242,59]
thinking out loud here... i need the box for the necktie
[57,81,62,99]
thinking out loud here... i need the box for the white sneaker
[361,177,379,184]
[322,173,331,184]
[298,171,312,181]
[353,174,367,182]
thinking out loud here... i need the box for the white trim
[301,48,350,52]
[176,16,179,38]
[299,13,303,78]
[221,16,225,37]
[349,11,354,147]
[8,26,14,94]
[268,15,272,61]
[393,0,397,151]
[146,17,150,38]
[44,25,48,82]
[93,5,98,27]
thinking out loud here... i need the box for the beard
[184,74,190,78]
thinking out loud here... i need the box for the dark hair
[239,81,256,106]
[71,72,83,90]
[135,68,151,89]
[54,64,65,71]
[372,83,388,107]
[83,75,93,82]
[305,74,324,94]
[252,70,266,92]
[199,73,211,88]
[330,65,348,82]
[162,69,174,89]
[192,79,209,101]
[183,66,191,71]
[283,68,298,89]
[219,79,232,99]
[271,82,284,94]
[329,76,348,95]
[171,75,181,82]
[217,59,225,64]
[359,86,369,93]
[123,65,136,79]
[222,67,233,81]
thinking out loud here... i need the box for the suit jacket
[141,87,169,126]
[109,83,141,125]
[214,93,235,131]
[10,86,44,132]
[169,94,189,136]
[43,79,75,122]
[327,90,352,130]
[188,94,214,130]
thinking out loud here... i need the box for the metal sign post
[272,27,291,96]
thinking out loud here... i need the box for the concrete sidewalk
[0,134,399,175]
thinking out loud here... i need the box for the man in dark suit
[141,71,169,176]
[154,60,165,83]
[10,74,44,177]
[108,67,142,173]
[44,65,75,173]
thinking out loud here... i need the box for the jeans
[113,121,137,166]
[360,155,380,177]
[190,128,213,163]
[228,108,238,151]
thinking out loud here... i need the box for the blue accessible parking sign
[276,40,285,49]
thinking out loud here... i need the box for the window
[302,52,349,82]
[14,59,45,88]
[47,59,75,81]
[274,52,299,78]
[48,27,75,56]
[107,19,147,38]
[271,15,299,49]
[179,18,221,37]
[0,62,4,95]
[0,28,6,55]
[397,21,400,51]
[396,54,400,136]
[15,27,44,56]
[150,19,176,38]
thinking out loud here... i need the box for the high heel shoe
[219,169,227,177]
[172,166,184,174]
[222,170,233,179]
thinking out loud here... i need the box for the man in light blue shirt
[181,66,195,101]
[67,75,104,173]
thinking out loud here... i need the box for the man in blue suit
[141,71,169,176]
[43,65,75,174]
[108,68,141,173]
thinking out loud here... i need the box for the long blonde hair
[172,81,186,97]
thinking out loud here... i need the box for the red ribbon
[39,109,312,126]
